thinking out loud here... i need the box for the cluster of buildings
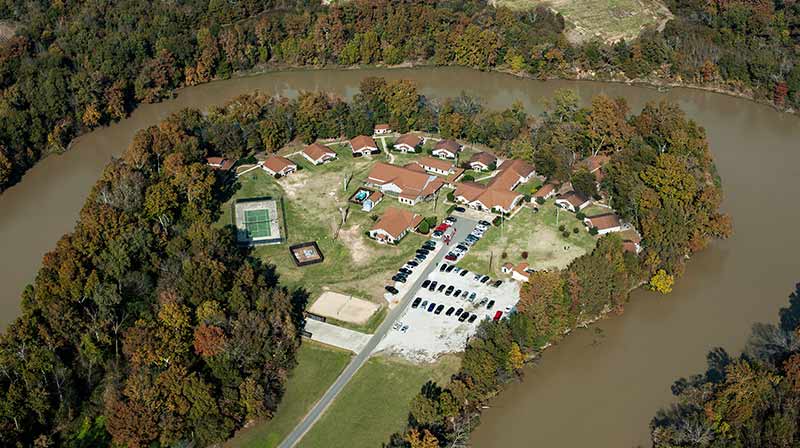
[452,157,536,214]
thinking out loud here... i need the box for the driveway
[278,215,477,448]
[304,319,372,353]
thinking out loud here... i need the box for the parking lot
[376,215,521,363]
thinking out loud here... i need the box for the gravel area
[376,262,520,363]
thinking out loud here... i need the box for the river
[1,67,798,447]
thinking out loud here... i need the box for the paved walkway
[304,320,372,353]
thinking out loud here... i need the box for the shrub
[425,216,438,226]
[589,226,599,235]
[572,227,579,234]
[562,230,570,238]
[492,216,503,226]
[462,174,475,182]
[575,211,586,220]
[523,194,531,203]
[535,196,545,205]
[370,214,379,222]
[501,251,507,259]
[521,251,528,259]
[417,220,430,234]
[447,191,455,202]
[446,204,456,214]
[558,224,566,232]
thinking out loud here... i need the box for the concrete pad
[309,292,380,325]
[305,319,372,353]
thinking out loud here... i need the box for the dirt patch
[309,291,380,325]
[338,224,370,264]
[525,224,586,270]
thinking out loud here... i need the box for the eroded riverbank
[1,66,798,447]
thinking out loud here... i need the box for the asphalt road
[278,215,477,448]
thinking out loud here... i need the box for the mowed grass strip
[226,340,352,448]
[298,354,461,448]
[458,200,598,276]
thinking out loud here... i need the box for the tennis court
[245,209,271,238]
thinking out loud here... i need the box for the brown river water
[1,67,799,447]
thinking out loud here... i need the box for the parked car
[493,311,503,321]
[439,263,448,272]
[421,300,428,308]
[454,206,466,213]
[399,268,412,275]
[478,297,488,306]
[479,220,491,227]
[392,274,407,283]
[492,280,503,287]
[412,297,422,308]
[428,281,438,291]
[444,253,457,261]
[446,265,456,273]
[469,292,477,300]
[486,300,495,309]
[434,304,444,315]
[480,275,490,283]
[415,254,427,261]
[444,216,457,224]
[504,305,512,313]
[474,273,482,281]
[401,325,409,333]
[422,280,431,288]
[455,308,463,316]
[432,230,444,239]
[385,285,399,294]
[406,260,419,268]
[453,289,462,297]
[445,307,455,316]
[427,303,436,312]
[437,284,446,292]
[416,248,430,255]
[459,269,469,277]
[458,312,469,322]
[445,285,455,296]
[468,314,478,323]
[461,290,469,298]
[435,223,451,231]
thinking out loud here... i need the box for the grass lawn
[458,200,598,276]
[298,354,461,448]
[495,0,672,43]
[216,145,448,307]
[226,340,352,448]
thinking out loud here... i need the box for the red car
[492,311,503,321]
[434,223,450,232]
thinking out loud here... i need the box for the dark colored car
[455,308,463,316]
[446,265,456,273]
[479,220,491,227]
[458,312,469,322]
[399,268,412,275]
[427,303,436,312]
[445,307,455,316]
[412,297,422,308]
[429,281,438,291]
[459,269,468,277]
[480,275,490,283]
[444,253,457,261]
[445,285,454,296]
[385,285,399,294]
[439,263,448,272]
[436,284,445,293]
[468,314,478,323]
[453,289,462,297]
[486,300,495,309]
[492,280,503,287]
[493,311,503,321]
[421,280,431,288]
[407,260,419,267]
[416,248,430,255]
[392,274,407,283]
[456,244,468,251]
[434,304,444,315]
[454,206,466,213]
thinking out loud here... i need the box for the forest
[0,0,798,193]
[384,89,732,448]
[650,284,800,447]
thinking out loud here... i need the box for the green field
[298,354,461,448]
[226,341,352,448]
[458,200,598,276]
[217,143,446,305]
[494,0,672,43]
